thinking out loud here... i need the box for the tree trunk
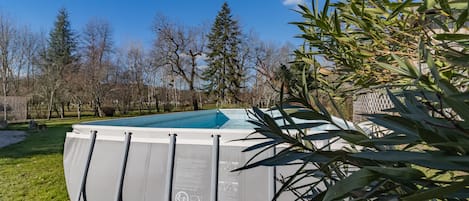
[191,89,199,111]
[2,79,6,121]
[60,102,65,119]
[139,98,143,114]
[155,95,160,113]
[77,102,81,120]
[47,90,55,120]
[96,98,103,117]
[54,104,60,119]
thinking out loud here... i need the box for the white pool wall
[64,109,353,201]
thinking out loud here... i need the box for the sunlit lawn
[0,117,102,201]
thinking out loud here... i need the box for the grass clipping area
[0,118,97,201]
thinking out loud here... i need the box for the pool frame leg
[164,134,177,201]
[211,135,220,201]
[114,132,132,201]
[75,130,97,201]
[269,146,277,201]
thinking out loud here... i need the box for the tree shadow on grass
[0,124,72,159]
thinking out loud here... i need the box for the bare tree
[0,14,17,121]
[81,18,113,117]
[252,41,293,107]
[14,26,39,95]
[125,43,146,114]
[152,15,206,110]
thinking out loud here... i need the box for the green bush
[101,106,115,117]
[240,0,469,200]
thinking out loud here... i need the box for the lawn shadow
[0,124,72,159]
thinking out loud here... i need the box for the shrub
[101,106,115,117]
[239,0,469,200]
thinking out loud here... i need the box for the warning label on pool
[173,145,211,201]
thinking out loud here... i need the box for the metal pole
[76,130,97,201]
[164,134,177,201]
[114,132,132,201]
[268,146,277,201]
[211,135,220,201]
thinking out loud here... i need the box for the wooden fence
[353,89,394,123]
[0,96,28,121]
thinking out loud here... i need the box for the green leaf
[402,177,469,201]
[425,0,436,9]
[387,0,413,20]
[353,151,469,171]
[442,96,469,128]
[334,10,341,35]
[323,169,378,201]
[322,0,330,19]
[336,130,370,145]
[352,150,429,161]
[366,114,419,137]
[386,89,409,114]
[242,140,277,152]
[449,92,469,101]
[364,133,420,145]
[440,0,452,16]
[234,151,310,171]
[377,62,412,77]
[434,33,469,41]
[456,8,468,31]
[365,166,425,180]
[289,109,328,121]
[303,132,340,140]
[449,0,469,10]
[279,122,329,129]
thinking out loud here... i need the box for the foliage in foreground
[240,0,469,200]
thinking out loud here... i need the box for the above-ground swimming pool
[64,109,348,201]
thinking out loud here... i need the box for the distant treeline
[0,3,294,120]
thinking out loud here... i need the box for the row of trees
[0,3,293,120]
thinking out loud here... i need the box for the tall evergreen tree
[40,8,76,119]
[203,2,243,105]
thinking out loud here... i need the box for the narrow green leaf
[440,0,452,16]
[392,54,419,78]
[280,122,329,130]
[352,150,430,161]
[442,96,469,128]
[403,177,469,201]
[387,0,413,20]
[456,8,468,31]
[334,10,341,35]
[242,140,277,152]
[434,33,469,41]
[366,114,419,137]
[425,0,436,9]
[386,89,409,114]
[322,0,330,19]
[290,109,328,121]
[323,169,378,201]
[303,132,340,140]
[336,130,370,145]
[377,62,412,77]
[449,92,469,101]
[365,166,425,180]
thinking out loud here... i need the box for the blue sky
[0,0,308,48]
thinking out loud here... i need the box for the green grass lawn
[0,117,103,201]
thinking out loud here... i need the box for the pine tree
[203,2,243,105]
[41,8,76,119]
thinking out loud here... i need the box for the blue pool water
[82,109,347,130]
[84,110,230,129]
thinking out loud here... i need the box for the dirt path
[0,131,27,149]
